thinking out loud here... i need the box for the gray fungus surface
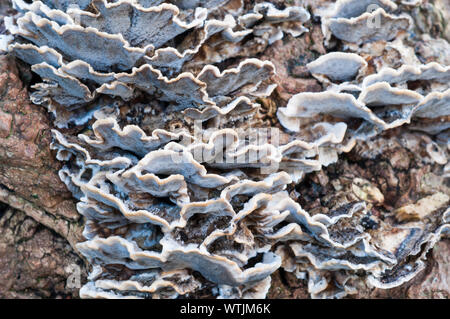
[2,0,449,299]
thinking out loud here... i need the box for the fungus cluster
[3,0,449,299]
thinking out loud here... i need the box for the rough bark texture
[0,204,87,298]
[0,54,84,246]
[0,29,88,297]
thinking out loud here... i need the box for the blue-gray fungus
[3,0,449,298]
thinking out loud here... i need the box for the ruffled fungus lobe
[319,0,410,45]
[306,52,368,82]
[5,0,450,299]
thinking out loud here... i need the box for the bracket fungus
[3,0,450,299]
